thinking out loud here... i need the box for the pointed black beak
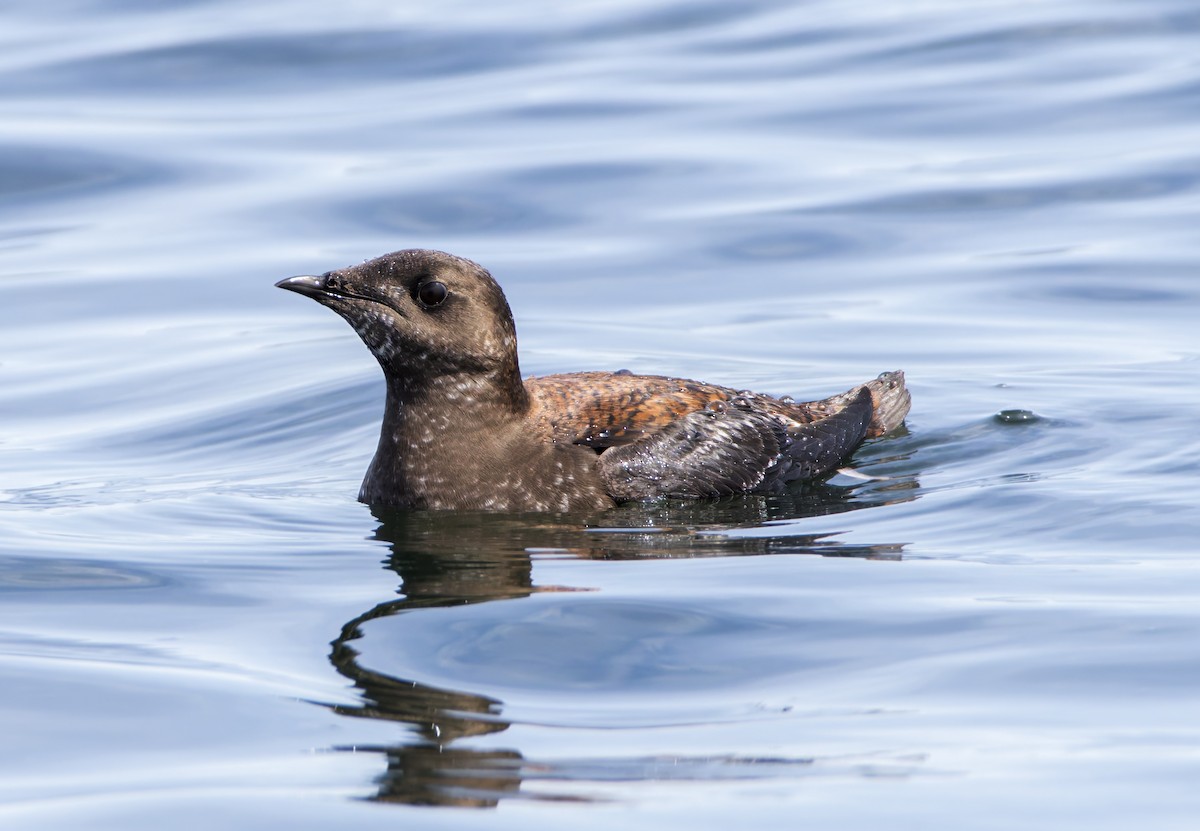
[275,274,328,298]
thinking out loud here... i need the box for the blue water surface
[2,1,1199,828]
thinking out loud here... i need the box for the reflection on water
[328,478,917,806]
[348,746,919,807]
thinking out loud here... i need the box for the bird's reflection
[327,469,918,806]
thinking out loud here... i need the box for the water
[2,0,1199,827]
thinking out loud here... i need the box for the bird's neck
[390,368,530,423]
[359,368,534,507]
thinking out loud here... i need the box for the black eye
[416,280,447,308]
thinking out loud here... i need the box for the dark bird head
[277,249,523,393]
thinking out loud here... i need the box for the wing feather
[597,388,874,501]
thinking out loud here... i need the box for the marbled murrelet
[277,249,910,512]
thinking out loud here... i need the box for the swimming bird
[277,249,910,512]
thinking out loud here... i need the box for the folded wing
[597,388,873,501]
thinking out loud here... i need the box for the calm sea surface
[2,1,1199,828]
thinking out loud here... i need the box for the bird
[277,249,910,512]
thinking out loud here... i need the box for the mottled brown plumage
[277,249,910,512]
[525,370,905,450]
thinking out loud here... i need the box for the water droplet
[706,400,727,413]
[778,395,795,404]
[614,368,633,376]
[994,409,1041,424]
[730,396,752,410]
